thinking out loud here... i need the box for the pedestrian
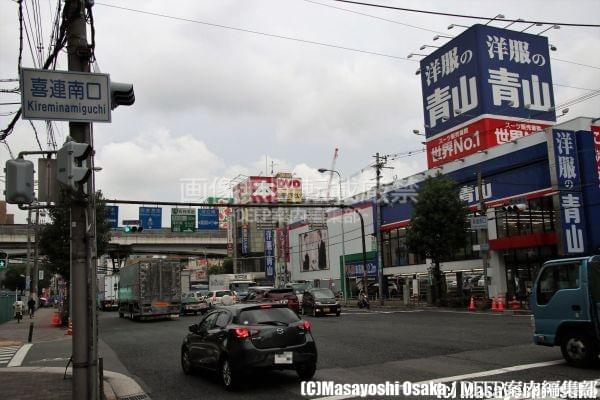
[27,296,36,319]
[13,300,24,323]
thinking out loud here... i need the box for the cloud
[95,128,222,200]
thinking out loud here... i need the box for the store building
[380,117,600,300]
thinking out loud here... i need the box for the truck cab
[531,255,600,367]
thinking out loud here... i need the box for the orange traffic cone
[491,297,498,312]
[468,296,476,312]
[65,318,72,336]
[52,311,60,327]
[497,296,505,312]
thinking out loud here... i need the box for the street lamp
[433,34,453,41]
[484,14,505,25]
[538,24,560,35]
[318,168,347,301]
[407,53,427,58]
[503,18,524,29]
[448,24,469,30]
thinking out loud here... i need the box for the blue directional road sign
[198,208,219,230]
[106,206,119,229]
[139,207,162,230]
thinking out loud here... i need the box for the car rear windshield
[216,291,232,297]
[238,307,300,325]
[312,289,335,299]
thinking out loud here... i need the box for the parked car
[180,292,209,316]
[240,286,274,301]
[181,303,317,390]
[285,281,313,303]
[301,288,340,317]
[244,288,300,313]
[206,290,235,307]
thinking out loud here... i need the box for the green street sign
[171,208,196,233]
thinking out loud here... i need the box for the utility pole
[66,1,97,399]
[477,170,490,301]
[373,153,387,305]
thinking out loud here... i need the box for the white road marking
[7,343,33,367]
[0,346,21,365]
[311,359,564,400]
[341,310,423,315]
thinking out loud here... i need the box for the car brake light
[260,304,272,309]
[301,320,311,331]
[234,328,249,338]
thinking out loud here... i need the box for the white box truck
[209,273,257,297]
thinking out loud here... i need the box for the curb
[0,366,150,400]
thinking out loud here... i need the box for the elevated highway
[0,224,228,258]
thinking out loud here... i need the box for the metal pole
[374,153,385,305]
[25,208,31,300]
[66,1,95,399]
[334,171,347,302]
[477,170,490,301]
[32,209,40,305]
[345,206,367,299]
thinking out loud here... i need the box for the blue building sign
[106,205,118,229]
[345,260,378,278]
[197,208,219,230]
[264,230,275,280]
[241,225,249,255]
[420,24,555,139]
[139,207,162,230]
[550,129,586,255]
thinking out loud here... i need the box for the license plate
[323,307,330,313]
[274,352,293,364]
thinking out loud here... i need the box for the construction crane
[325,148,339,200]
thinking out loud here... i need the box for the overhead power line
[95,2,600,72]
[94,2,415,62]
[332,0,600,27]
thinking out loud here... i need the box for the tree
[2,265,26,291]
[39,191,112,281]
[221,258,233,274]
[406,174,468,304]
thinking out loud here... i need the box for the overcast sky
[1,0,599,224]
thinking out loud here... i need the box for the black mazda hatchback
[181,303,317,390]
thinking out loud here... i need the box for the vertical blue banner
[139,207,162,230]
[264,229,274,280]
[551,129,586,254]
[241,225,249,255]
[106,205,119,229]
[197,208,219,230]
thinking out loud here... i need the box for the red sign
[250,177,277,202]
[276,228,290,262]
[426,117,551,168]
[593,125,600,187]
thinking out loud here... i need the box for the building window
[494,197,556,239]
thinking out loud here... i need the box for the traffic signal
[110,82,135,109]
[56,137,92,191]
[0,250,8,269]
[124,225,143,233]
[4,158,35,204]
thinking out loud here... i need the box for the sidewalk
[340,298,532,315]
[0,307,149,400]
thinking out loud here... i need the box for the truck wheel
[561,331,598,368]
